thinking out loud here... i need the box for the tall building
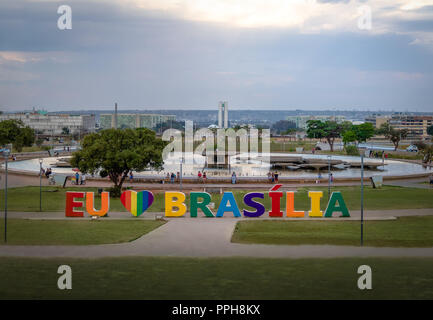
[365,114,390,128]
[0,111,96,135]
[99,113,176,130]
[286,115,346,129]
[218,101,229,128]
[389,114,433,140]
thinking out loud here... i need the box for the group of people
[267,171,279,183]
[369,150,388,159]
[197,171,207,183]
[166,172,180,184]
[74,171,86,185]
[40,167,56,185]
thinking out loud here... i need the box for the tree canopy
[271,120,296,135]
[342,122,375,145]
[0,119,35,152]
[71,128,167,194]
[306,120,343,152]
[377,123,408,151]
[413,141,433,164]
[427,125,433,137]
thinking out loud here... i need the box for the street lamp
[3,146,10,243]
[360,152,365,247]
[39,158,43,212]
[179,157,184,192]
[327,155,332,201]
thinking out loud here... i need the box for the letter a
[57,265,72,290]
[324,192,350,218]
[57,5,72,30]
[357,265,372,290]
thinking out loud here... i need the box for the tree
[353,123,375,143]
[0,119,35,152]
[271,120,296,135]
[71,128,167,195]
[62,127,70,135]
[154,120,184,133]
[427,125,433,138]
[413,141,433,164]
[342,130,357,145]
[306,120,343,152]
[377,123,408,151]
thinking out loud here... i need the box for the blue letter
[216,192,241,217]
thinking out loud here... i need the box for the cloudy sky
[1,0,433,111]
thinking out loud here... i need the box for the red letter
[269,185,283,217]
[65,192,85,217]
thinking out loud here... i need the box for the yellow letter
[308,191,323,217]
[86,192,110,217]
[165,192,187,217]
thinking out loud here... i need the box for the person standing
[231,172,237,184]
[75,171,80,185]
[198,171,202,182]
[274,171,279,183]
[203,172,207,184]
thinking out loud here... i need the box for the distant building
[365,114,390,128]
[218,101,229,128]
[389,114,433,140]
[286,115,346,129]
[0,111,96,135]
[99,113,176,130]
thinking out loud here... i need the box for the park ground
[0,183,432,299]
[1,257,433,299]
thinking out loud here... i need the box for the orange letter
[286,192,304,218]
[86,192,110,217]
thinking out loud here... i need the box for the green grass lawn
[0,257,433,299]
[0,219,165,245]
[232,216,433,247]
[0,185,432,213]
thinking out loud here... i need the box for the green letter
[190,192,214,217]
[324,192,350,217]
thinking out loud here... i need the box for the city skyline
[1,1,433,111]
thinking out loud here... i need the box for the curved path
[0,209,433,258]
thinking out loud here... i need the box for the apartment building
[0,111,96,135]
[99,113,176,130]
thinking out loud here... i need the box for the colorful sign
[120,190,154,217]
[65,185,350,218]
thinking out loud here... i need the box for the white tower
[218,102,223,128]
[218,101,229,128]
[114,102,118,129]
[223,101,228,128]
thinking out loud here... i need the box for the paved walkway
[0,209,432,258]
[1,171,432,191]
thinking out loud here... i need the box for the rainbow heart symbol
[120,190,154,217]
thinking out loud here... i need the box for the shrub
[345,145,360,156]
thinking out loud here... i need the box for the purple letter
[243,192,265,218]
